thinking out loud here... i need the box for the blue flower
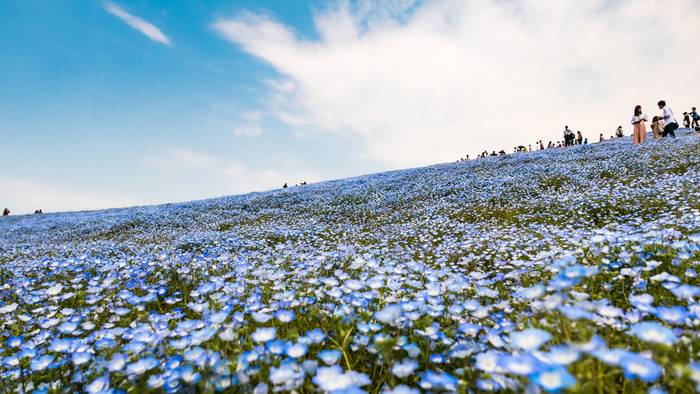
[391,359,418,378]
[6,336,23,348]
[30,355,55,371]
[620,353,662,382]
[628,322,678,346]
[510,328,552,351]
[318,349,342,365]
[419,370,458,392]
[498,353,542,376]
[531,366,576,392]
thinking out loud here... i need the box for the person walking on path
[631,105,649,144]
[658,100,678,138]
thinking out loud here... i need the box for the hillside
[1,131,700,393]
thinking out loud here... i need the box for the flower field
[2,132,700,393]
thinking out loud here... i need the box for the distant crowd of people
[282,181,308,189]
[457,99,699,162]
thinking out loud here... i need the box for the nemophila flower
[252,312,273,323]
[629,322,678,345]
[147,374,166,389]
[85,375,110,394]
[318,349,342,365]
[306,328,326,344]
[275,309,295,323]
[597,305,623,318]
[72,351,92,366]
[30,355,55,371]
[375,304,402,325]
[268,339,288,355]
[430,353,446,364]
[6,336,23,348]
[620,353,662,382]
[269,362,304,390]
[126,356,158,375]
[177,365,202,384]
[312,366,371,392]
[655,306,688,325]
[402,343,421,358]
[286,343,308,358]
[531,366,576,392]
[498,353,542,376]
[209,310,229,324]
[0,303,19,314]
[515,284,545,300]
[108,353,128,372]
[629,293,656,313]
[475,350,502,373]
[392,359,418,378]
[252,327,276,343]
[419,370,458,392]
[510,328,551,351]
[536,345,580,366]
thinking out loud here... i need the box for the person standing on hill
[691,107,699,128]
[658,100,678,138]
[576,131,583,145]
[2,208,9,216]
[631,105,648,144]
[683,112,691,128]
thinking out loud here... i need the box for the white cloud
[213,0,700,167]
[105,1,171,45]
[0,178,139,215]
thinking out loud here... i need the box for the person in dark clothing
[691,107,700,128]
[683,112,691,128]
[2,208,9,216]
[282,183,288,188]
[576,131,583,145]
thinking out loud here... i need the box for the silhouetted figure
[2,208,9,216]
[683,112,691,128]
[584,138,588,144]
[576,131,583,145]
[691,107,699,128]
[615,126,624,138]
[599,133,605,142]
[34,209,43,214]
[490,151,497,157]
[282,183,288,188]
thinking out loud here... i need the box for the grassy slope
[0,132,700,392]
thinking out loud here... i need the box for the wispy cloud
[144,147,220,169]
[104,1,171,45]
[145,147,318,194]
[214,0,700,167]
[233,111,263,138]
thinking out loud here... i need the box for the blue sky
[2,0,698,214]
